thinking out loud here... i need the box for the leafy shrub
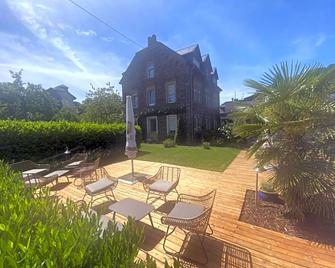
[0,161,179,267]
[0,120,141,162]
[0,161,139,266]
[201,124,237,146]
[163,138,175,148]
[260,181,276,192]
[203,142,210,149]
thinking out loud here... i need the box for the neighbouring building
[220,95,256,124]
[47,84,77,108]
[120,35,222,143]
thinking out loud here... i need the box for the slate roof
[202,54,209,62]
[176,44,198,55]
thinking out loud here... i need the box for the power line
[67,0,144,49]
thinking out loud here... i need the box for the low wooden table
[108,198,155,227]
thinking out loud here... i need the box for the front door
[146,116,158,141]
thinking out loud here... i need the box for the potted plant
[259,180,278,202]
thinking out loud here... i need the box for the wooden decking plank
[54,151,335,267]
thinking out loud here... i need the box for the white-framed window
[147,116,158,133]
[193,88,201,103]
[166,114,177,135]
[166,82,176,103]
[147,87,155,106]
[132,94,138,109]
[147,62,154,79]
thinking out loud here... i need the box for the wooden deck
[56,151,335,267]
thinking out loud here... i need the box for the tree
[233,62,335,221]
[53,106,80,122]
[81,83,124,123]
[0,70,61,120]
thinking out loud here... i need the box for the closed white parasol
[124,95,137,179]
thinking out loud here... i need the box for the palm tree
[233,62,335,221]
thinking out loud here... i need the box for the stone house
[120,35,221,143]
[47,85,76,108]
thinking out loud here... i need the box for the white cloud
[3,0,127,101]
[7,0,86,72]
[101,36,114,42]
[290,33,334,60]
[75,29,97,37]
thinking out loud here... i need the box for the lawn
[137,143,240,172]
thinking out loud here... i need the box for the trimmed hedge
[0,120,141,162]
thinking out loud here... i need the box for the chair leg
[163,225,178,254]
[148,213,154,228]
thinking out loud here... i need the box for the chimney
[147,34,157,47]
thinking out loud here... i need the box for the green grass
[137,143,240,172]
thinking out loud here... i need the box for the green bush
[0,120,141,162]
[202,142,210,149]
[0,161,138,266]
[163,138,175,148]
[0,161,180,267]
[202,124,237,146]
[260,181,276,192]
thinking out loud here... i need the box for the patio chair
[161,189,216,264]
[10,160,50,179]
[143,166,181,203]
[82,167,118,206]
[72,157,100,187]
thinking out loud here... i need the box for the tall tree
[0,70,61,120]
[233,62,335,221]
[81,83,124,123]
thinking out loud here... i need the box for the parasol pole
[131,159,134,177]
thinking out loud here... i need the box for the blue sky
[0,0,334,103]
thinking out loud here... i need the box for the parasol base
[118,172,148,185]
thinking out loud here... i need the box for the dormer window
[147,62,155,79]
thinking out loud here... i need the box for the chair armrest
[178,193,203,203]
[80,163,95,168]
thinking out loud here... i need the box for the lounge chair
[62,153,88,168]
[72,157,100,187]
[10,160,50,179]
[82,167,118,206]
[161,190,216,263]
[23,173,58,188]
[143,166,181,203]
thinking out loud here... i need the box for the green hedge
[0,120,141,161]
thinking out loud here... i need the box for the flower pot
[258,189,279,202]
